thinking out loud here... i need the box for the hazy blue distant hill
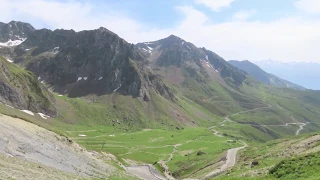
[228,60,305,90]
[254,60,320,90]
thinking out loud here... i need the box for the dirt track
[0,113,114,179]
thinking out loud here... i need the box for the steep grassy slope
[53,91,220,132]
[216,133,320,180]
[0,56,56,115]
[269,152,320,179]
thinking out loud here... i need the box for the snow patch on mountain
[0,37,27,47]
[113,84,122,92]
[20,110,35,116]
[6,58,13,63]
[37,113,50,119]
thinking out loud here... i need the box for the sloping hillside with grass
[215,133,320,180]
[0,56,56,116]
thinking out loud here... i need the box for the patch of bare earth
[281,135,320,156]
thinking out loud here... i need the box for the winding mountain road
[159,144,182,180]
[201,141,248,180]
[127,165,166,180]
[225,104,308,136]
[262,122,308,135]
[127,104,309,180]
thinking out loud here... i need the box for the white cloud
[295,0,320,13]
[0,0,143,36]
[172,7,320,63]
[232,10,257,21]
[0,0,320,63]
[195,0,235,12]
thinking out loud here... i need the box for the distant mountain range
[1,20,320,179]
[228,60,305,90]
[1,20,320,141]
[254,60,320,90]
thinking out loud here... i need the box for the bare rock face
[0,57,56,116]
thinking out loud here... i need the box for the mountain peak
[97,27,108,31]
[7,20,35,29]
[0,20,35,44]
[162,34,185,43]
[8,20,21,24]
[167,34,182,40]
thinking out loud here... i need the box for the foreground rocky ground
[0,113,128,179]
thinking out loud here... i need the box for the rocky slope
[0,113,135,179]
[0,56,56,116]
[229,60,305,90]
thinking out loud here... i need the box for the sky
[1,0,320,63]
